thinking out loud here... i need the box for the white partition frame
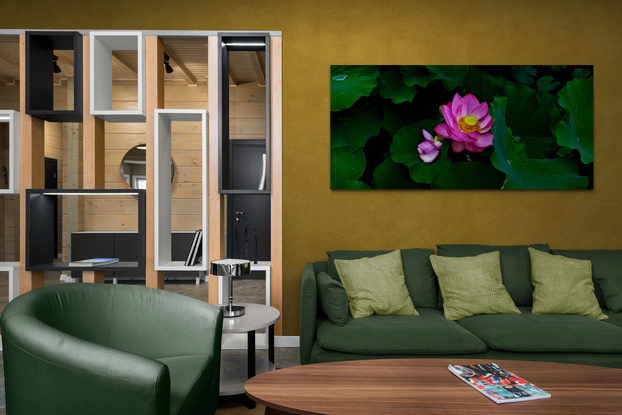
[154,109,208,270]
[90,31,145,122]
[0,110,19,194]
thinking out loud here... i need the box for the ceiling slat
[163,44,197,86]
[249,51,265,86]
[112,51,138,75]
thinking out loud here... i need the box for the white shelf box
[154,109,208,271]
[90,31,145,122]
[0,110,19,194]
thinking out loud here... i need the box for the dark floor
[0,272,301,414]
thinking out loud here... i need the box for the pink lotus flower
[417,129,443,163]
[434,93,493,153]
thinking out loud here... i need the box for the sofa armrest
[300,262,318,365]
[2,314,171,415]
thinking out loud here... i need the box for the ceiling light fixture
[163,53,174,74]
[223,42,266,47]
[52,55,62,73]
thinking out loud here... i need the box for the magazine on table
[69,258,119,267]
[448,362,551,404]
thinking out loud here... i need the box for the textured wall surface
[4,0,622,335]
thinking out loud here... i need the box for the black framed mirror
[120,144,175,189]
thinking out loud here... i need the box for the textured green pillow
[429,251,521,320]
[334,249,418,319]
[529,248,608,320]
[316,271,349,326]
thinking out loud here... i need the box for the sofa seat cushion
[603,311,622,329]
[156,354,215,415]
[316,308,487,355]
[456,307,622,353]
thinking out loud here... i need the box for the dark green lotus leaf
[511,65,538,85]
[537,76,560,92]
[426,65,469,91]
[467,66,509,104]
[330,65,380,111]
[372,158,426,189]
[537,90,562,123]
[330,179,370,190]
[331,98,382,150]
[572,67,592,80]
[378,70,417,104]
[432,161,505,189]
[400,66,432,88]
[390,122,450,184]
[490,97,588,189]
[331,146,366,182]
[553,78,594,164]
[382,103,414,136]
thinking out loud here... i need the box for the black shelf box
[25,189,145,271]
[25,31,83,122]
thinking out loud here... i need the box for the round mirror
[120,144,175,189]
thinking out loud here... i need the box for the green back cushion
[316,271,349,326]
[529,248,607,320]
[436,244,549,307]
[334,250,418,319]
[429,251,521,320]
[550,249,622,312]
[327,248,437,308]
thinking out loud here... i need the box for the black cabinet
[25,31,83,122]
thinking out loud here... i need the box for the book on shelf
[69,258,119,267]
[184,230,203,266]
[448,362,551,404]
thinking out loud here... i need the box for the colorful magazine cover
[448,363,551,404]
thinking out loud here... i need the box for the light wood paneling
[19,35,44,293]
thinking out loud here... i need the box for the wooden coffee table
[245,358,622,414]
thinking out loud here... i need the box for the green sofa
[300,244,622,369]
[1,283,223,415]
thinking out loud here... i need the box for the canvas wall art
[330,65,593,189]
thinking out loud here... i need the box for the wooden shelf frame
[90,31,145,122]
[0,110,20,194]
[154,109,208,271]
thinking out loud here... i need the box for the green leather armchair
[0,282,223,415]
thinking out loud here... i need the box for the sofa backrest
[325,249,438,309]
[436,244,549,307]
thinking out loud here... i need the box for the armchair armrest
[300,262,318,365]
[2,315,170,415]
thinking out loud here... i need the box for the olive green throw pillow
[316,271,349,326]
[334,250,418,319]
[429,251,521,320]
[529,248,608,320]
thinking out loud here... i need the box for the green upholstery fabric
[430,251,521,320]
[316,271,349,326]
[551,249,622,312]
[529,248,607,320]
[334,250,418,318]
[327,248,437,308]
[0,283,223,415]
[300,262,319,365]
[316,308,487,355]
[457,307,622,353]
[604,311,622,329]
[436,244,549,306]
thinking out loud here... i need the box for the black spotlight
[53,55,62,74]
[164,53,174,74]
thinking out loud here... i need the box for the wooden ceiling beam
[249,51,265,86]
[229,71,238,87]
[162,44,197,86]
[0,47,19,66]
[112,51,138,75]
[54,50,74,65]
[0,72,15,84]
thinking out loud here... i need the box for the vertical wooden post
[82,35,105,284]
[19,35,45,293]
[145,36,165,289]
[270,36,283,335]
[207,36,224,305]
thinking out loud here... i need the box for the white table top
[220,303,280,333]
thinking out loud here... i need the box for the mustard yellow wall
[4,0,622,335]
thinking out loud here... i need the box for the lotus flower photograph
[330,65,594,189]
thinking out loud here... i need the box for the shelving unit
[25,31,83,122]
[0,110,19,194]
[25,189,145,271]
[154,109,208,271]
[90,31,145,122]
